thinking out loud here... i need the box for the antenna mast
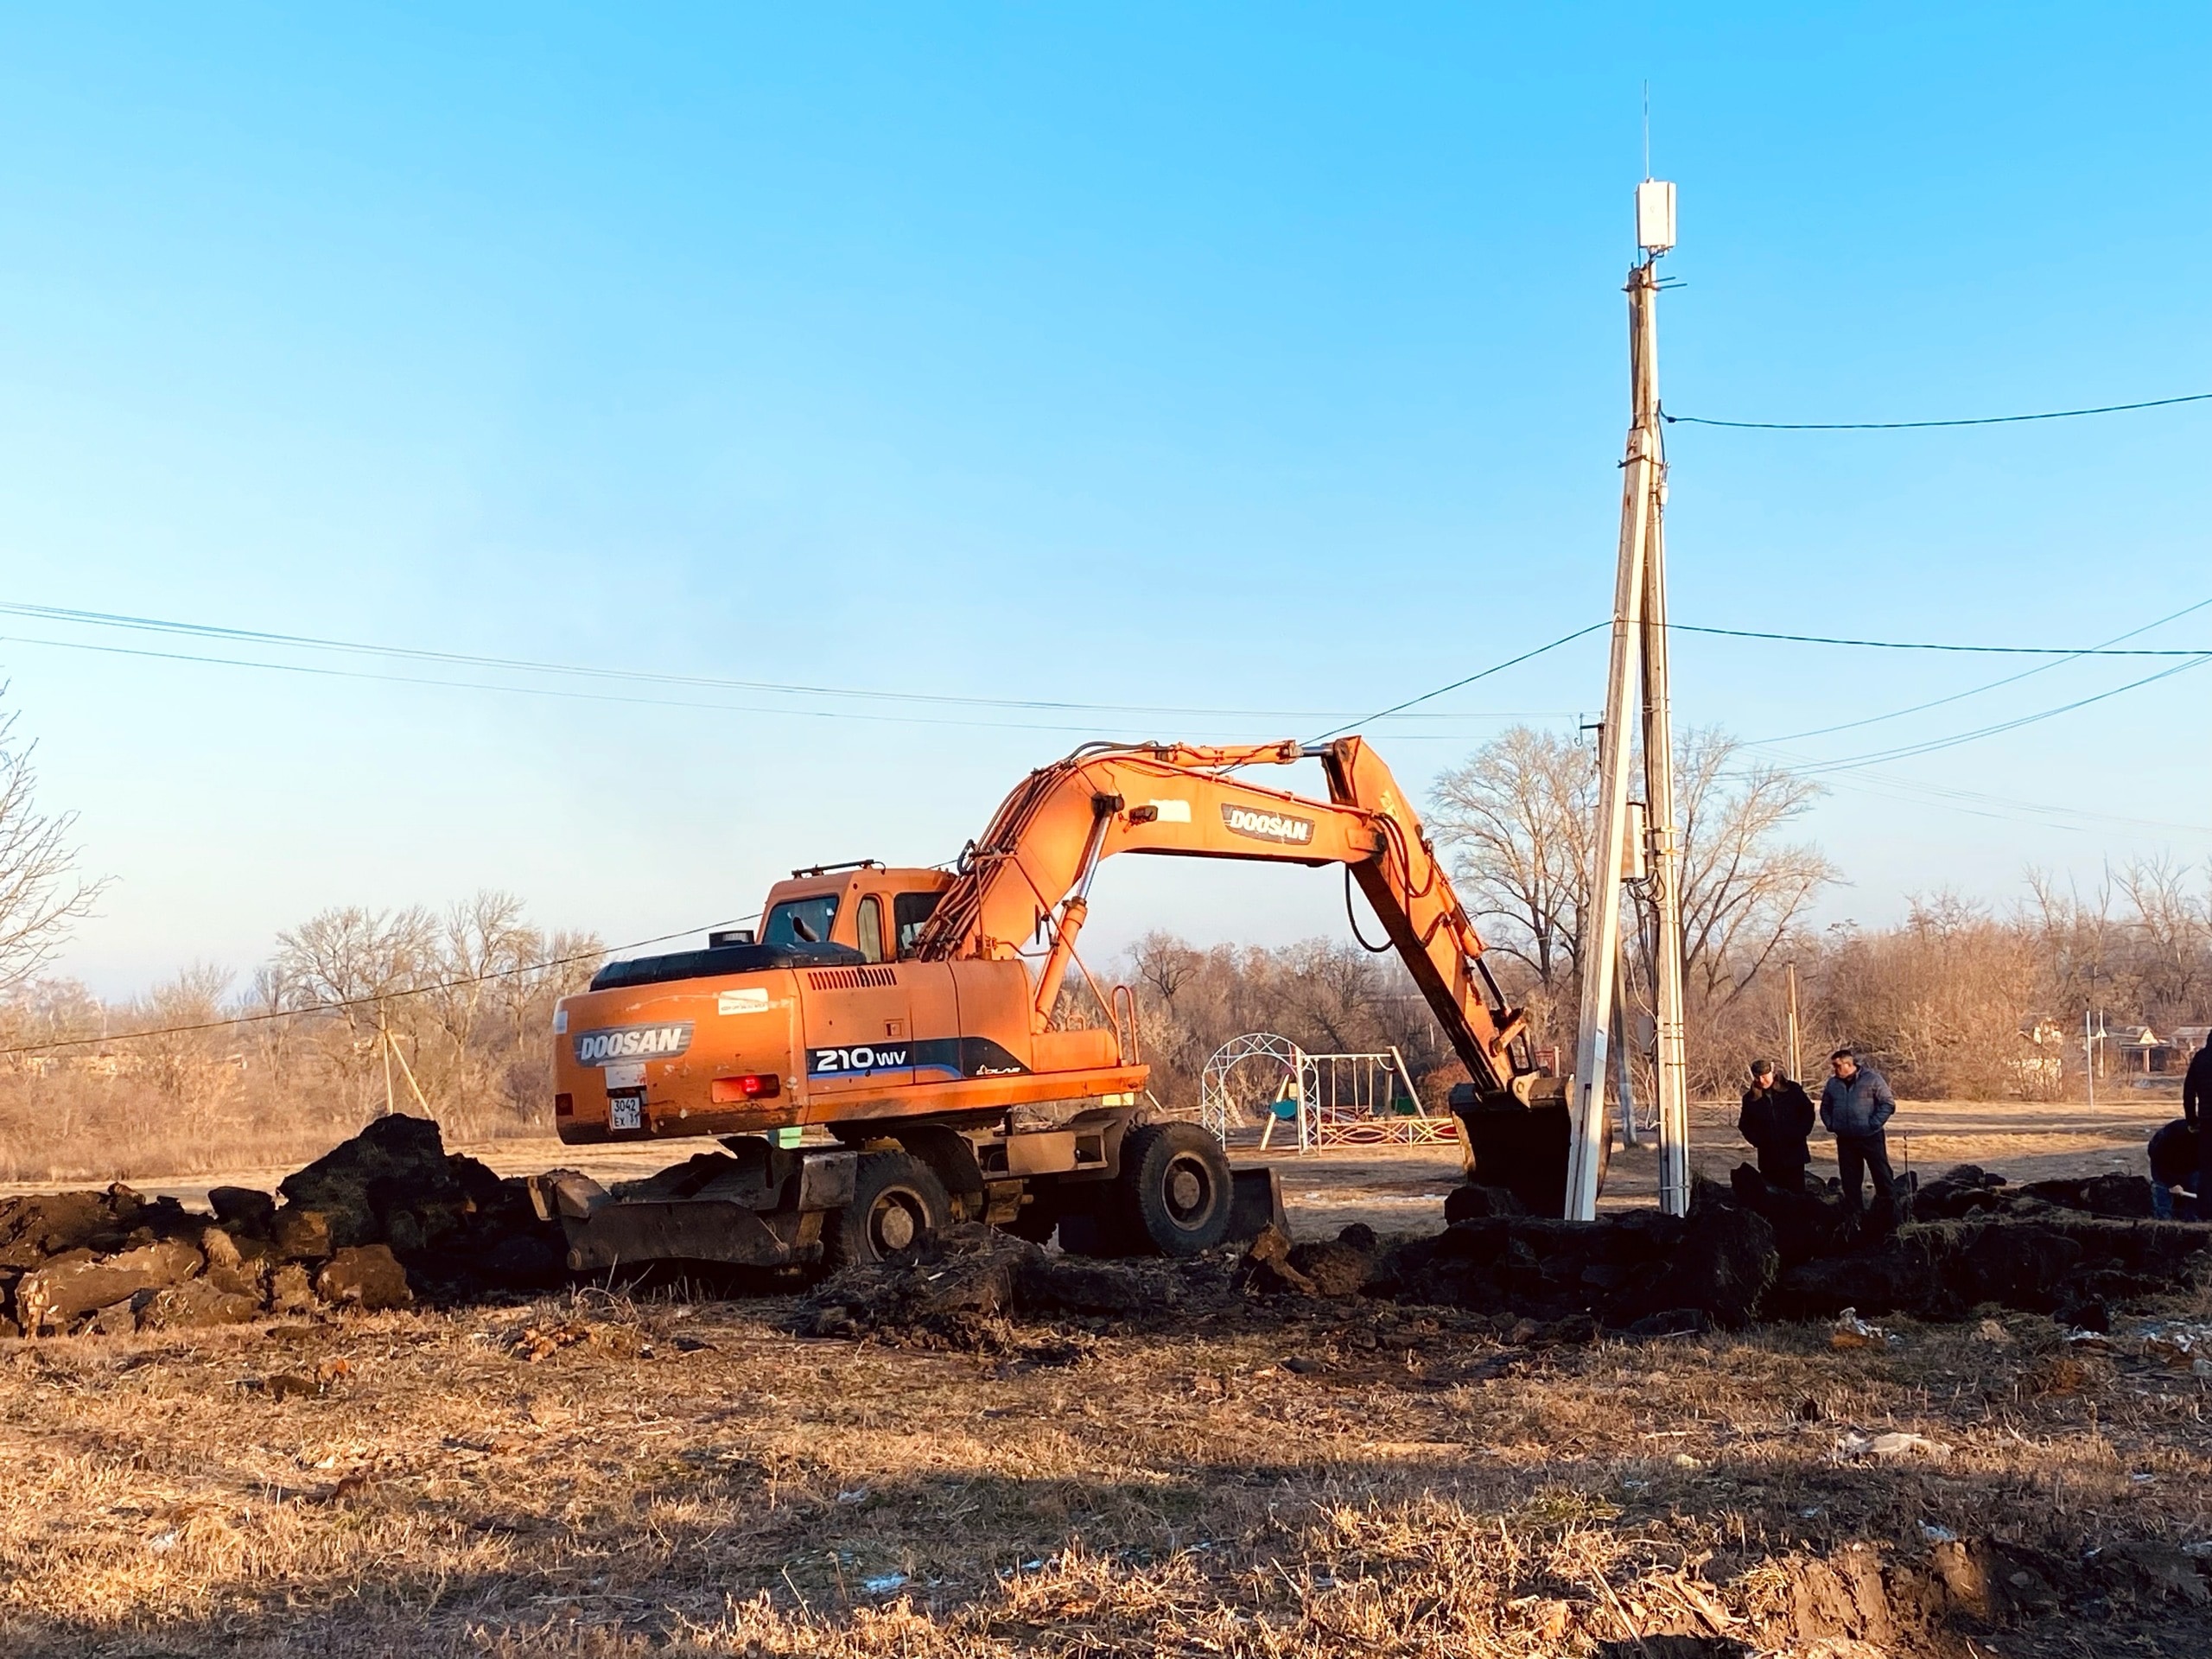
[1565,174,1692,1219]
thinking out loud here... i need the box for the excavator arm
[913,737,1532,1098]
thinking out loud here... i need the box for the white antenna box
[1636,179,1676,253]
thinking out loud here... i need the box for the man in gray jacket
[1821,1046,1898,1230]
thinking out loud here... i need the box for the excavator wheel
[824,1151,950,1268]
[1115,1121,1234,1257]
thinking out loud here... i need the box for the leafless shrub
[0,701,108,993]
[0,891,601,1179]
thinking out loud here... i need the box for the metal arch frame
[1199,1032,1317,1150]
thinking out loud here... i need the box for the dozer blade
[525,1158,855,1273]
[1228,1166,1287,1242]
[557,1198,806,1273]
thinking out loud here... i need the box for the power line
[0,599,1573,729]
[1774,654,2212,776]
[0,599,1142,713]
[1662,391,2212,431]
[1675,623,2209,657]
[0,632,1566,738]
[1310,621,1611,743]
[0,913,755,1058]
[1808,767,2210,837]
[1751,595,2212,744]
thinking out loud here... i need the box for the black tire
[1115,1121,1234,1257]
[823,1151,950,1268]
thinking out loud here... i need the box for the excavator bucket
[1450,1078,1592,1217]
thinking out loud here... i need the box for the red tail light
[554,1092,575,1116]
[710,1073,782,1104]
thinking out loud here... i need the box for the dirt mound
[0,1115,565,1336]
[1768,1211,2210,1324]
[1611,1533,2212,1656]
[10,1129,2205,1342]
[1916,1161,2160,1223]
[1367,1179,1781,1329]
[1230,1167,2206,1333]
[276,1114,566,1295]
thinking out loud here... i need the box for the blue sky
[0,4,2205,995]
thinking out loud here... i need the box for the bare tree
[2024,868,2120,1020]
[2113,855,2209,1027]
[129,962,238,1129]
[1431,722,1834,1090]
[1663,728,1839,1011]
[0,703,107,992]
[273,906,440,1030]
[1427,727,1597,991]
[1810,894,2044,1098]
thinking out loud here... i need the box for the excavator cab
[750,863,951,963]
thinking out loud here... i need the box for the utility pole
[1785,962,1802,1087]
[1567,176,1691,1220]
[378,1010,397,1118]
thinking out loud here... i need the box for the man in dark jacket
[2187,1032,2212,1214]
[1739,1059,1816,1192]
[1820,1046,1897,1229]
[2147,1118,2201,1221]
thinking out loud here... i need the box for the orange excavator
[535,737,1572,1271]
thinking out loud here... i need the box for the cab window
[761,894,839,948]
[854,895,885,963]
[893,890,942,957]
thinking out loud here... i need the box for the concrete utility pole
[1567,177,1692,1220]
[1786,961,1802,1085]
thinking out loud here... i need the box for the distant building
[2116,1024,2208,1079]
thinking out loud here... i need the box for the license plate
[608,1093,644,1130]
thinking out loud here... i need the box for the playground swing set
[1198,1032,1462,1154]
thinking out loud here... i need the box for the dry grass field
[0,1096,2203,1657]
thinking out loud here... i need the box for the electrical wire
[0,632,1567,739]
[1672,623,2208,657]
[1801,767,2210,836]
[0,912,758,1058]
[1749,595,2212,745]
[1309,621,1611,744]
[1662,391,2212,430]
[0,598,1569,726]
[1772,653,2212,776]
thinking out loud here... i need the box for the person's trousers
[2152,1181,2200,1222]
[1834,1132,1896,1218]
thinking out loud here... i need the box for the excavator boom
[915,736,1529,1097]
